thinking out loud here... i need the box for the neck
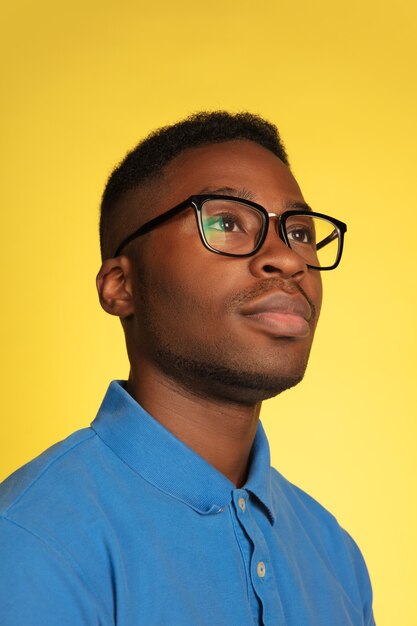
[126,364,261,488]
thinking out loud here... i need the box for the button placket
[235,492,268,585]
[231,489,285,625]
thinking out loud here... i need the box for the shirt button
[238,497,246,512]
[257,561,266,578]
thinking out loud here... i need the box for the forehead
[160,139,304,210]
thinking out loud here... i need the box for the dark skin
[97,140,322,487]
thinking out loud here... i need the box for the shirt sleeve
[0,516,109,626]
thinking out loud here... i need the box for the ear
[96,256,135,318]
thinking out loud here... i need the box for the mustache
[225,277,318,322]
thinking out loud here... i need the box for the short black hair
[99,111,290,260]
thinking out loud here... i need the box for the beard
[140,322,309,405]
[131,266,316,406]
[164,351,304,404]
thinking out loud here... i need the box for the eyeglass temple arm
[113,199,191,257]
[316,228,338,251]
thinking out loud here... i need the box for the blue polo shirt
[0,381,375,625]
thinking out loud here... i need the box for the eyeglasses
[113,194,347,270]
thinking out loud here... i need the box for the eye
[287,226,315,245]
[205,213,244,232]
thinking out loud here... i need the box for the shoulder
[0,428,97,518]
[270,466,341,525]
[0,427,121,622]
[270,467,373,596]
[0,427,115,625]
[270,467,360,549]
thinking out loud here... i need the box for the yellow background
[1,1,416,624]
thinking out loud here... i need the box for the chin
[162,353,306,405]
[207,370,306,405]
[152,337,311,405]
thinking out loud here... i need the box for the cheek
[309,273,323,323]
[134,237,219,325]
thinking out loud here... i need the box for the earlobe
[96,257,135,318]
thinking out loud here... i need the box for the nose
[248,214,308,281]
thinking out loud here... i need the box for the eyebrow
[197,186,313,212]
[283,200,313,212]
[197,186,256,201]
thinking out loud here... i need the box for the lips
[239,291,313,338]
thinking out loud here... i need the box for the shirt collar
[244,423,276,524]
[91,381,276,524]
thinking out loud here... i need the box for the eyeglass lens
[201,199,340,268]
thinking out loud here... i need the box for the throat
[125,368,260,487]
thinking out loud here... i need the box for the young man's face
[125,140,323,404]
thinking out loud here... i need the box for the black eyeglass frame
[113,194,347,270]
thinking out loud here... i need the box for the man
[0,111,375,625]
